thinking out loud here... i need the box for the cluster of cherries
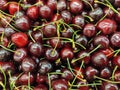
[0,0,120,90]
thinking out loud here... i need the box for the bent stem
[111,66,118,81]
[0,66,6,88]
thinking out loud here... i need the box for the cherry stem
[82,0,94,11]
[0,66,6,88]
[47,73,52,90]
[28,30,36,43]
[0,82,5,90]
[111,66,118,81]
[28,72,31,90]
[83,14,94,22]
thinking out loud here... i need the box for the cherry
[26,6,39,20]
[39,5,53,19]
[110,32,120,47]
[93,35,110,49]
[61,10,72,24]
[0,16,11,27]
[8,2,21,15]
[114,0,120,7]
[61,68,73,81]
[15,15,30,31]
[51,13,61,22]
[43,24,57,37]
[74,67,84,79]
[83,23,96,37]
[4,27,15,37]
[29,42,43,57]
[36,73,47,84]
[97,19,117,35]
[114,70,120,81]
[47,0,57,11]
[100,82,119,90]
[83,0,94,9]
[115,9,120,23]
[45,48,59,62]
[18,73,34,85]
[0,36,9,47]
[0,0,8,11]
[103,7,114,18]
[91,52,108,67]
[61,27,73,38]
[72,15,85,28]
[100,67,111,79]
[38,60,53,75]
[14,48,28,62]
[33,84,48,90]
[14,11,25,20]
[85,66,99,80]
[77,81,90,90]
[52,79,68,90]
[69,0,83,14]
[77,51,90,64]
[21,57,36,72]
[113,56,120,68]
[11,32,28,47]
[60,47,74,60]
[57,0,67,11]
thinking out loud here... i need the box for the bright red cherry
[11,32,28,47]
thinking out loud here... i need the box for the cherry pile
[0,0,120,90]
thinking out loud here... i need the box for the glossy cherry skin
[100,82,119,90]
[61,10,72,24]
[113,56,120,68]
[114,0,120,7]
[38,60,53,75]
[60,47,74,60]
[8,2,21,15]
[33,84,48,90]
[29,42,43,57]
[72,15,85,28]
[69,0,83,14]
[61,68,73,81]
[83,0,94,9]
[4,27,15,37]
[45,48,59,62]
[97,19,117,35]
[52,79,68,90]
[15,15,30,31]
[57,0,67,11]
[36,73,47,84]
[74,67,84,79]
[0,48,11,61]
[14,11,25,20]
[91,52,108,67]
[93,35,110,49]
[77,51,90,64]
[47,0,57,11]
[39,5,53,19]
[103,7,114,18]
[0,36,9,47]
[18,73,34,85]
[114,70,120,81]
[85,66,99,80]
[77,81,90,90]
[51,14,61,22]
[21,57,36,72]
[43,24,57,37]
[14,48,28,62]
[83,23,96,37]
[27,6,39,20]
[100,67,111,79]
[61,27,73,38]
[11,32,28,47]
[110,32,120,47]
[0,0,8,11]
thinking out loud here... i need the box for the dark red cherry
[72,15,85,28]
[74,67,84,79]
[14,11,25,20]
[113,56,120,68]
[51,14,61,22]
[110,32,120,47]
[21,57,36,72]
[114,70,120,81]
[8,2,21,15]
[49,37,62,48]
[29,42,43,57]
[4,27,15,37]
[36,73,47,84]
[115,9,120,23]
[43,24,57,37]
[100,82,119,90]
[57,0,67,11]
[100,67,111,78]
[77,81,90,90]
[93,35,110,49]
[77,51,90,64]
[85,66,99,80]
[31,30,43,43]
[45,48,59,62]
[61,10,72,24]
[0,36,9,47]
[60,47,74,60]
[114,0,120,7]
[0,48,11,61]
[47,0,57,11]
[52,79,68,90]
[11,32,28,47]
[83,23,96,37]
[97,19,117,35]
[61,68,73,81]
[0,0,8,11]
[14,48,27,62]
[33,84,48,90]
[27,6,39,20]
[0,16,11,27]
[91,52,108,67]
[103,7,114,18]
[39,5,53,19]
[83,0,94,9]
[38,60,53,75]
[15,15,30,31]
[18,73,34,85]
[69,0,83,14]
